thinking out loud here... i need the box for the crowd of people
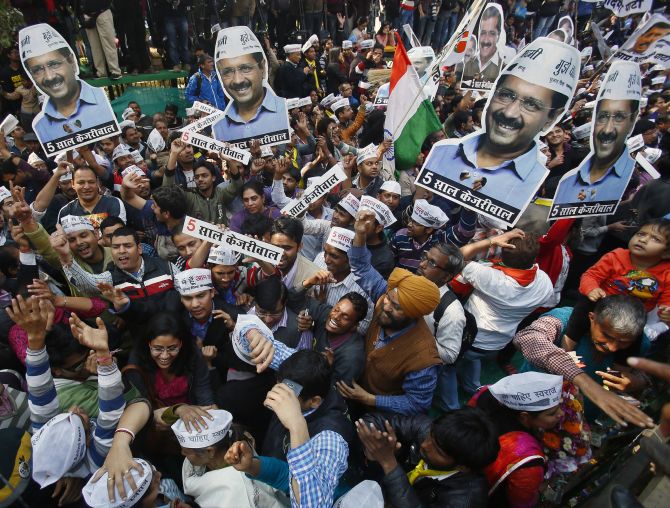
[1,1,670,508]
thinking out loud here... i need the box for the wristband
[96,354,114,365]
[114,427,135,442]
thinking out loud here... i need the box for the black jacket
[275,61,308,98]
[291,290,366,384]
[262,386,355,460]
[112,255,180,312]
[383,466,490,508]
[362,413,490,508]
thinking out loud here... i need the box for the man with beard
[121,125,147,159]
[163,158,241,225]
[421,38,579,222]
[212,27,290,147]
[462,5,503,87]
[552,61,640,212]
[333,261,442,415]
[19,24,117,153]
[247,216,321,294]
[58,227,179,320]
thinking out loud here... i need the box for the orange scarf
[490,259,538,287]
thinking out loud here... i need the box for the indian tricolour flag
[384,36,442,172]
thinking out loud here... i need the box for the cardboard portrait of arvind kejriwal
[212,26,291,149]
[19,23,120,157]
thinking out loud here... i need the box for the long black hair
[134,313,194,377]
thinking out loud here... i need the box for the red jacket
[538,219,575,285]
[580,248,670,312]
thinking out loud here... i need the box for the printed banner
[19,24,121,157]
[582,0,653,17]
[182,216,283,265]
[459,3,507,92]
[181,130,251,165]
[614,14,670,66]
[286,97,313,110]
[418,38,581,227]
[121,165,145,179]
[180,110,226,133]
[281,164,347,216]
[211,26,291,148]
[192,101,219,115]
[550,61,641,220]
[426,0,488,99]
[0,114,18,135]
[373,83,389,107]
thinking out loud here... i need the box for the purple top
[229,206,282,233]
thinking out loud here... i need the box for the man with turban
[335,263,442,415]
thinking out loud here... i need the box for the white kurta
[181,459,289,508]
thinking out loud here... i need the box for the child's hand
[658,306,670,323]
[587,288,607,302]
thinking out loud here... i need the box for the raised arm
[460,228,525,261]
[120,172,149,211]
[90,400,152,502]
[347,210,388,302]
[69,314,125,468]
[7,296,59,431]
[32,162,71,214]
[513,315,654,429]
[78,144,109,179]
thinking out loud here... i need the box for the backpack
[194,72,202,97]
[433,290,478,361]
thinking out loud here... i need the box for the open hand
[69,314,110,354]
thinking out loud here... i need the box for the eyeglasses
[595,111,633,125]
[219,63,259,79]
[149,345,181,355]
[28,59,67,78]
[493,88,552,114]
[256,307,284,319]
[420,251,449,271]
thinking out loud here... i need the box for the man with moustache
[19,24,117,153]
[552,61,640,210]
[462,4,503,87]
[212,26,290,147]
[419,38,580,220]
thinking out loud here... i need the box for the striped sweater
[26,347,125,473]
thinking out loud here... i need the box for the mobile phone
[607,369,623,378]
[281,378,303,397]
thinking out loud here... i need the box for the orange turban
[387,268,440,319]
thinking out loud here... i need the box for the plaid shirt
[512,314,583,382]
[287,430,348,508]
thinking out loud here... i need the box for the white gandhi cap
[19,23,71,62]
[171,409,234,449]
[215,26,263,61]
[598,61,642,102]
[500,37,581,100]
[489,372,563,412]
